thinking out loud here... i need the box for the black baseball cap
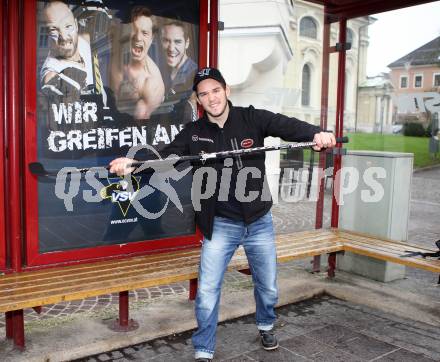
[193,67,226,92]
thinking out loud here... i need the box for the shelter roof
[305,0,437,19]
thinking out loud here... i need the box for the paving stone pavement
[73,295,440,362]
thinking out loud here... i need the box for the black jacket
[163,103,321,239]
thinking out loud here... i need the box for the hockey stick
[29,136,348,177]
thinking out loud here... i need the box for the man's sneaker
[259,329,279,350]
[195,359,212,362]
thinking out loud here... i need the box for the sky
[366,1,440,77]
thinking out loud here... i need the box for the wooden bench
[336,229,440,275]
[1,229,439,350]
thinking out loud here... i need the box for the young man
[160,20,197,100]
[109,68,336,362]
[112,6,164,119]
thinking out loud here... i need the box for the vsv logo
[100,177,140,216]
[111,191,137,202]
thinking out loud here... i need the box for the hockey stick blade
[401,251,425,258]
[28,161,151,178]
[28,162,109,177]
[29,162,52,176]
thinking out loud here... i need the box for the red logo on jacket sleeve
[240,138,254,148]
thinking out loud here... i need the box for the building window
[433,73,440,87]
[400,76,408,88]
[299,17,318,39]
[414,74,423,88]
[39,26,48,48]
[301,64,311,106]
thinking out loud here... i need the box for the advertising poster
[35,0,199,252]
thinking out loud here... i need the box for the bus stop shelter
[0,0,437,280]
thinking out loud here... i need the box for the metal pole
[7,0,23,272]
[197,0,209,118]
[327,18,347,279]
[313,9,332,273]
[6,311,13,339]
[330,18,347,229]
[119,291,129,327]
[189,278,198,300]
[315,10,331,230]
[199,0,209,69]
[13,309,25,350]
[0,0,6,272]
[209,0,219,67]
[109,291,138,331]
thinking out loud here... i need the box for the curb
[413,163,440,173]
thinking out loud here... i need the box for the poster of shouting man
[34,0,199,253]
[111,6,165,120]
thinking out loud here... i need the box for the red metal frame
[0,0,6,271]
[189,0,209,299]
[199,0,209,69]
[12,309,25,350]
[189,278,198,300]
[308,0,436,19]
[5,311,13,339]
[312,9,335,273]
[10,0,433,270]
[119,291,129,326]
[209,0,219,67]
[312,1,436,237]
[330,18,347,229]
[21,0,207,268]
[327,17,348,278]
[5,308,25,350]
[315,10,332,231]
[7,0,23,272]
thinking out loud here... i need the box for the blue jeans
[192,212,278,359]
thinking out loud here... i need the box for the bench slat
[0,251,202,288]
[0,248,202,285]
[0,230,334,286]
[343,245,440,273]
[0,257,202,300]
[336,229,436,252]
[0,256,255,311]
[0,268,200,312]
[342,237,436,255]
[0,237,342,300]
[336,229,440,273]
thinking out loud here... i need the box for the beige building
[219,0,373,194]
[357,74,394,133]
[219,1,373,132]
[281,1,372,132]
